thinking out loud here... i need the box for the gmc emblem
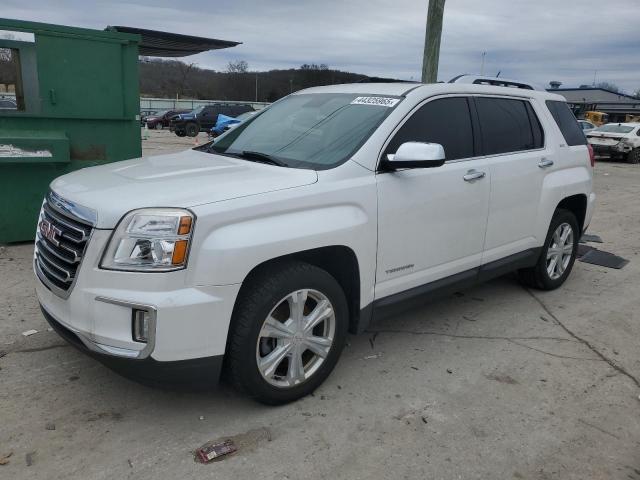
[39,219,62,247]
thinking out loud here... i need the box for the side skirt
[356,247,541,331]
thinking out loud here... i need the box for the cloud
[3,0,639,92]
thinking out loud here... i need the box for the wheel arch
[556,194,587,235]
[235,246,364,334]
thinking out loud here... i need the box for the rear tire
[185,122,199,137]
[226,261,349,405]
[627,148,640,164]
[518,209,579,290]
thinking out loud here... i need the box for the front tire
[185,122,199,137]
[518,209,579,290]
[226,261,348,405]
[627,148,640,164]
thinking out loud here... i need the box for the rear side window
[545,100,587,146]
[475,97,542,155]
[385,97,474,160]
[526,103,544,149]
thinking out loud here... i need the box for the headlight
[101,208,195,272]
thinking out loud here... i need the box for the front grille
[35,196,93,295]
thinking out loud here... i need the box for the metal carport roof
[106,26,240,57]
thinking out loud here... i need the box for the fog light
[132,309,150,343]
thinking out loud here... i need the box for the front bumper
[41,305,224,387]
[35,229,242,363]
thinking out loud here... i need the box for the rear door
[375,96,491,299]
[475,96,548,264]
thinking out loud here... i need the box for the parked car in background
[586,123,640,163]
[0,97,17,110]
[210,111,257,137]
[578,120,596,134]
[35,80,594,404]
[170,103,255,137]
[140,109,158,126]
[145,109,191,130]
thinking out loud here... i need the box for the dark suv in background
[145,109,191,130]
[170,103,255,137]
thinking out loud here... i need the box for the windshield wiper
[237,150,288,167]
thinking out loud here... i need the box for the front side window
[476,97,541,155]
[384,97,474,161]
[210,93,399,169]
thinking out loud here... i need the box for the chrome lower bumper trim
[42,297,157,360]
[94,296,157,359]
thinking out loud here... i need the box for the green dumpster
[0,18,141,243]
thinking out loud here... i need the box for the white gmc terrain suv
[35,77,596,404]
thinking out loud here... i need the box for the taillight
[587,144,595,168]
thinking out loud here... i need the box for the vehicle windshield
[191,106,205,115]
[208,93,400,169]
[154,110,170,117]
[593,124,635,134]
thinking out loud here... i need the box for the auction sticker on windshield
[351,97,400,107]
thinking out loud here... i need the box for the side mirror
[382,142,446,170]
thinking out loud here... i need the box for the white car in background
[578,120,596,134]
[587,123,640,163]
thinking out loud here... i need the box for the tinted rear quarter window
[385,97,474,160]
[545,100,586,146]
[475,97,542,155]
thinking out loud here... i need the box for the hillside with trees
[139,58,393,102]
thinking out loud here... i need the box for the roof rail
[449,75,542,91]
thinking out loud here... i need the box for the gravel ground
[1,134,639,479]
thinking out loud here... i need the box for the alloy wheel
[256,289,335,388]
[546,222,574,280]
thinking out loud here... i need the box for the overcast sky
[4,0,639,93]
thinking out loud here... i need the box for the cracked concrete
[1,138,639,479]
[527,288,640,388]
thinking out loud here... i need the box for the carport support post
[421,0,446,83]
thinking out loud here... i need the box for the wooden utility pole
[421,0,446,83]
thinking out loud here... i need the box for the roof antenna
[496,71,501,78]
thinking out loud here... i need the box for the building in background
[548,86,640,123]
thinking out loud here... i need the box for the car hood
[50,149,318,228]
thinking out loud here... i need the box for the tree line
[139,58,378,102]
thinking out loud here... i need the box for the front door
[375,96,491,300]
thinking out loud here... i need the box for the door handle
[538,158,554,168]
[463,170,486,182]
